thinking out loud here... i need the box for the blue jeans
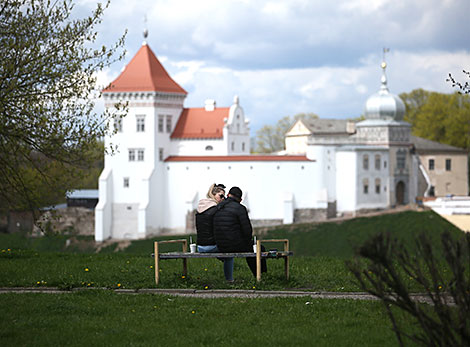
[197,244,234,281]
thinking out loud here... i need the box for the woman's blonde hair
[206,183,225,200]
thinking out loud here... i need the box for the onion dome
[364,61,405,121]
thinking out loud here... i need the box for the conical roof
[103,43,187,94]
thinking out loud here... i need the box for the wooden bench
[153,239,293,285]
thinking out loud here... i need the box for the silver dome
[364,62,405,121]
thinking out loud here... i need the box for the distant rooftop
[411,135,467,154]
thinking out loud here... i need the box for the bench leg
[284,257,289,280]
[256,240,261,282]
[154,242,159,285]
[183,259,188,277]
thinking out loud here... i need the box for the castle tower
[95,40,187,241]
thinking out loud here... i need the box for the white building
[95,43,420,241]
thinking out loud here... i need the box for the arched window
[375,155,381,170]
[363,154,369,170]
[205,145,213,151]
[363,178,369,194]
[375,178,381,194]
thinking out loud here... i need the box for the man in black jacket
[213,186,266,277]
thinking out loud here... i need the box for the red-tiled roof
[165,155,312,162]
[171,107,229,139]
[103,44,187,94]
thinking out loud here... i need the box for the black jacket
[195,199,218,246]
[213,197,253,251]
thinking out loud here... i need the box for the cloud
[77,0,470,133]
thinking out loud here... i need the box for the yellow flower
[84,268,89,272]
[252,286,256,289]
[117,283,121,287]
[37,281,40,285]
[7,249,11,252]
[438,285,443,290]
[149,265,153,269]
[191,310,195,314]
[204,268,208,271]
[204,286,208,290]
[182,275,185,279]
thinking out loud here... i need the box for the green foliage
[0,291,417,347]
[254,112,318,153]
[400,89,470,149]
[348,231,470,346]
[0,0,126,213]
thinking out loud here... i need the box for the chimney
[205,99,216,111]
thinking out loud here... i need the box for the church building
[95,41,434,241]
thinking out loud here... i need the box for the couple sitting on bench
[195,183,267,282]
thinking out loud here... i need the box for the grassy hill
[0,210,464,257]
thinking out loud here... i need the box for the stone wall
[34,207,95,236]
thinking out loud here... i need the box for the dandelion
[36,281,40,285]
[84,268,89,272]
[7,249,11,252]
[438,285,443,290]
[182,275,185,279]
[117,283,122,287]
[204,268,208,271]
[191,310,195,314]
[149,265,153,269]
[204,285,208,290]
[252,286,256,289]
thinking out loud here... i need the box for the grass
[0,209,457,346]
[0,210,464,291]
[0,291,418,347]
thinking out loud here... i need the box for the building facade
[95,42,466,241]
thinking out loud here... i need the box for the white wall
[162,159,321,232]
[336,150,357,212]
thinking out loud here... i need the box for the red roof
[171,107,229,139]
[103,44,187,94]
[165,155,312,162]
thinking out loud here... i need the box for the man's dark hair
[228,186,242,199]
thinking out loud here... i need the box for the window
[242,142,245,152]
[384,161,387,169]
[445,158,452,171]
[123,177,129,188]
[396,150,406,169]
[137,149,144,161]
[166,115,172,133]
[136,115,145,132]
[128,149,135,161]
[429,159,435,171]
[231,142,235,151]
[158,115,164,133]
[114,117,122,132]
[363,178,369,194]
[205,145,213,151]
[375,178,381,194]
[159,148,164,161]
[363,154,369,170]
[375,155,381,170]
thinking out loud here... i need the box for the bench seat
[153,239,292,285]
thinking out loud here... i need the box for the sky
[77,0,470,135]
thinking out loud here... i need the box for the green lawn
[0,291,418,347]
[0,209,458,346]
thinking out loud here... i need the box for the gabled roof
[103,44,187,94]
[411,135,467,154]
[171,107,229,139]
[302,118,351,134]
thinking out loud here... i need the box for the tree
[0,0,126,213]
[400,90,470,150]
[447,70,470,95]
[254,112,318,153]
[348,231,470,346]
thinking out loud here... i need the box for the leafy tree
[348,231,470,346]
[400,90,470,150]
[254,112,318,153]
[0,0,126,213]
